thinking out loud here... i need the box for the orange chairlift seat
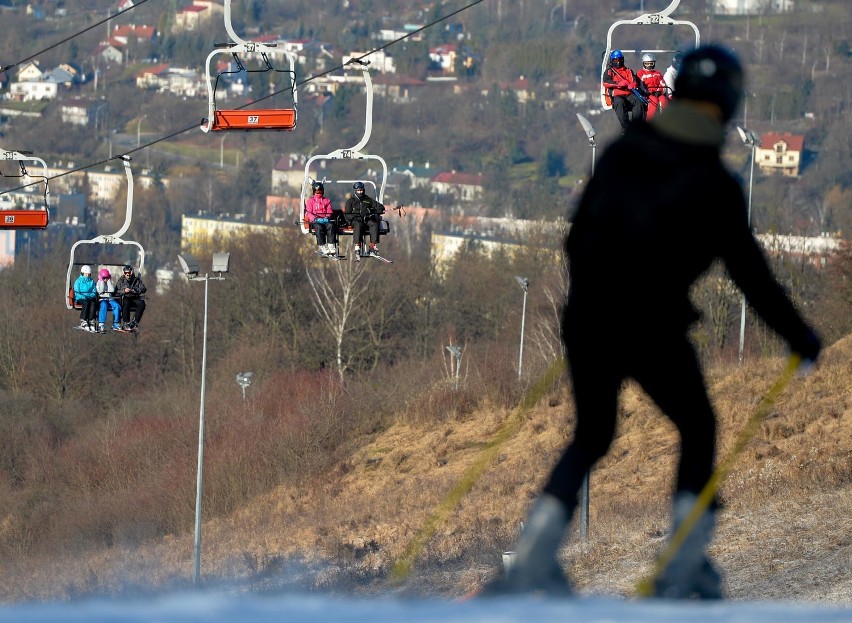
[297,62,390,252]
[0,149,50,229]
[599,0,700,111]
[65,156,145,310]
[200,0,297,133]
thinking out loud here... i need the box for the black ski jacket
[563,102,817,358]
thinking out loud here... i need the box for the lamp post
[736,126,761,365]
[178,252,231,586]
[575,114,598,541]
[576,113,597,177]
[136,114,147,147]
[235,371,254,401]
[219,134,227,169]
[514,276,529,380]
[446,345,462,389]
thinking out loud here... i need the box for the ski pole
[390,357,567,583]
[635,353,803,597]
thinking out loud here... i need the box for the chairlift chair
[0,149,50,229]
[200,0,298,133]
[600,0,700,111]
[65,156,145,310]
[298,63,390,253]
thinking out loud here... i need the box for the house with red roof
[755,132,804,177]
[430,171,484,202]
[111,24,157,45]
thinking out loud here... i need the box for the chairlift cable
[1,0,487,193]
[0,0,152,74]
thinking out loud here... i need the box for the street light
[136,114,147,147]
[736,126,761,365]
[235,371,254,401]
[575,113,600,542]
[576,113,597,177]
[178,251,230,586]
[514,276,529,380]
[446,345,462,389]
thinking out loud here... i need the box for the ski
[366,253,393,264]
[72,325,99,333]
[316,250,342,261]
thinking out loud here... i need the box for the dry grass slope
[3,337,851,604]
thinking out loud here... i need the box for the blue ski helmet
[674,45,743,122]
[610,49,625,67]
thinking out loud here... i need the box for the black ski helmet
[312,181,324,193]
[353,181,365,191]
[674,45,743,122]
[123,264,134,274]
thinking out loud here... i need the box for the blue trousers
[98,299,121,325]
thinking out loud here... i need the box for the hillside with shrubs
[0,0,851,605]
[0,225,850,602]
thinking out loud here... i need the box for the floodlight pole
[576,113,597,177]
[192,272,210,586]
[181,253,229,587]
[575,114,597,542]
[737,127,760,366]
[515,277,529,380]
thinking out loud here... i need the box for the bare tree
[305,257,371,380]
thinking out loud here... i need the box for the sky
[1,592,852,623]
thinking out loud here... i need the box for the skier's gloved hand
[790,327,821,373]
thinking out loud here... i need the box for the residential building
[271,154,308,192]
[16,61,43,82]
[391,162,434,189]
[59,98,107,126]
[430,171,484,202]
[372,74,427,103]
[181,212,278,253]
[756,132,803,177]
[712,0,794,14]
[110,24,157,46]
[429,44,457,73]
[96,42,124,65]
[173,0,223,33]
[9,80,57,101]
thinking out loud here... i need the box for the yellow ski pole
[391,358,567,583]
[636,353,802,597]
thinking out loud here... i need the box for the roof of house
[137,63,170,77]
[431,171,484,186]
[112,24,156,39]
[761,132,804,153]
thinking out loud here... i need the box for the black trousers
[121,297,146,324]
[77,299,98,322]
[545,312,716,515]
[612,94,646,130]
[314,221,336,246]
[352,216,380,245]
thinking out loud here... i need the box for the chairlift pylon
[600,0,700,110]
[0,149,50,229]
[200,0,298,133]
[65,156,145,310]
